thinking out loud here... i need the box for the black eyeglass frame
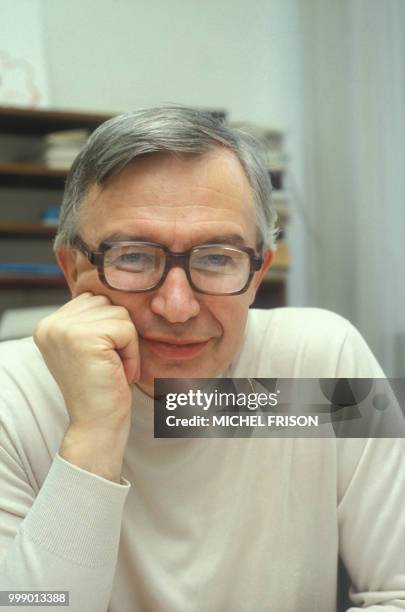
[71,235,264,296]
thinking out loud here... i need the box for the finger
[54,293,111,317]
[117,327,140,385]
[99,321,140,385]
[54,306,130,326]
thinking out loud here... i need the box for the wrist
[59,424,129,483]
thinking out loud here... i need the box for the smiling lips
[143,337,210,359]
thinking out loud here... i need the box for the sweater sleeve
[0,407,130,612]
[338,437,405,611]
[336,324,405,610]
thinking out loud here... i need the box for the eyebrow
[100,232,249,248]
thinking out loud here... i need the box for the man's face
[57,148,272,396]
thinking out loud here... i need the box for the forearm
[346,604,405,611]
[0,454,130,611]
[338,438,405,611]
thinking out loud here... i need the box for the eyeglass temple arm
[71,236,97,265]
[253,256,263,270]
[253,242,264,269]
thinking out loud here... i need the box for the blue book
[0,263,63,276]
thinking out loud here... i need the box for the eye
[111,250,156,271]
[120,252,149,263]
[194,253,236,269]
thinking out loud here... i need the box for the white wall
[0,0,50,106]
[298,0,405,374]
[41,0,299,123]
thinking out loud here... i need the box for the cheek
[71,269,105,298]
[208,297,250,346]
[71,269,131,309]
[72,274,149,328]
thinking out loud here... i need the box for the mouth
[142,337,211,359]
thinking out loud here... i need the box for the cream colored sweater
[0,308,404,612]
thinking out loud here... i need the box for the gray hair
[54,106,278,251]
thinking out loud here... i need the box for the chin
[143,361,219,385]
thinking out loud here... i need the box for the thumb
[117,332,141,385]
[122,354,141,385]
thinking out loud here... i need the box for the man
[0,107,404,611]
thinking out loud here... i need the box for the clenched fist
[34,292,140,482]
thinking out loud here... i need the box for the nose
[150,267,200,323]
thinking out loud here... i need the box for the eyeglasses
[72,235,263,295]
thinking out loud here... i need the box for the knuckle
[123,318,135,332]
[62,325,82,345]
[94,294,112,305]
[115,305,131,319]
[33,317,51,343]
[34,315,65,351]
[33,322,44,344]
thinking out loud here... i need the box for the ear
[249,249,274,305]
[55,247,79,294]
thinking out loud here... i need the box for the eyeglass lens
[103,244,251,293]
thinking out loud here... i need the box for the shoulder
[247,307,352,360]
[231,307,383,377]
[248,306,350,333]
[0,335,41,364]
[0,336,56,394]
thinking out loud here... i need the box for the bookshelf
[0,162,67,188]
[0,276,66,288]
[0,106,112,134]
[0,107,289,317]
[0,222,57,237]
[234,124,290,309]
[0,107,112,317]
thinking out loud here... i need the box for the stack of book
[231,122,289,273]
[231,122,288,175]
[42,129,89,169]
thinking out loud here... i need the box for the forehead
[80,148,257,246]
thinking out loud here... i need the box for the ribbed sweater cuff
[20,453,131,568]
